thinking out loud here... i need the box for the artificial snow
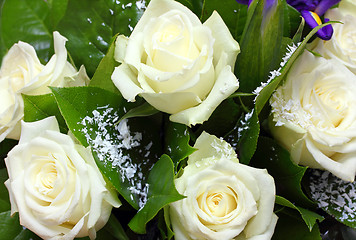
[253,42,301,101]
[309,170,356,223]
[79,106,151,208]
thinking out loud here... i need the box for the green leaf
[235,0,285,94]
[56,0,147,76]
[254,21,339,114]
[272,211,322,240]
[0,168,10,213]
[89,34,121,95]
[275,196,324,231]
[23,94,68,133]
[292,18,305,44]
[128,155,185,234]
[50,86,124,147]
[164,121,196,170]
[101,214,130,240]
[1,0,53,62]
[117,102,159,124]
[197,99,241,138]
[51,86,162,209]
[252,137,314,207]
[0,0,6,63]
[46,0,69,30]
[229,92,255,98]
[225,108,259,165]
[200,0,247,42]
[0,139,17,168]
[164,206,174,240]
[0,212,41,240]
[306,170,356,228]
[283,3,302,38]
[176,0,203,18]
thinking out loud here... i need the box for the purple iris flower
[236,0,340,40]
[236,0,253,5]
[287,0,341,40]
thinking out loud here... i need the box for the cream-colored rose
[0,31,88,142]
[4,117,121,240]
[111,0,240,126]
[311,1,356,74]
[169,132,277,240]
[338,0,356,18]
[269,51,356,182]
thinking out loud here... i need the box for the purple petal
[264,0,277,12]
[236,0,250,5]
[301,10,333,40]
[315,0,341,15]
[301,10,320,28]
[287,0,320,12]
[236,0,254,6]
[316,18,333,40]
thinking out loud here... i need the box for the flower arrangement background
[0,0,355,239]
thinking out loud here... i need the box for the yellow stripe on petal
[310,11,322,25]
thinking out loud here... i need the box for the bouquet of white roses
[0,0,355,239]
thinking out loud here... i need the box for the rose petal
[129,0,201,37]
[204,11,240,68]
[188,131,238,165]
[111,63,143,102]
[305,138,356,181]
[170,65,239,126]
[141,91,201,114]
[19,117,59,145]
[114,35,129,63]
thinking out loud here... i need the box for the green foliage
[51,86,125,146]
[254,21,339,114]
[283,3,301,38]
[272,211,322,240]
[23,94,68,133]
[89,34,121,95]
[276,196,324,231]
[164,121,196,171]
[252,137,314,207]
[46,0,69,30]
[117,102,160,124]
[0,212,41,240]
[305,170,356,228]
[56,0,147,76]
[176,0,203,18]
[201,0,247,42]
[0,169,41,240]
[225,108,259,165]
[0,139,17,168]
[0,168,10,212]
[1,0,53,62]
[235,0,285,94]
[197,99,241,138]
[128,155,185,234]
[51,86,162,210]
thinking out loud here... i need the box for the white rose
[0,31,88,142]
[111,0,240,126]
[311,1,356,74]
[4,117,121,240]
[169,132,277,240]
[269,51,356,182]
[338,0,356,17]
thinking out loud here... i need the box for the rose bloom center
[312,83,348,128]
[197,187,238,218]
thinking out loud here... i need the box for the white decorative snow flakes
[253,42,301,100]
[79,105,152,208]
[309,170,356,223]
